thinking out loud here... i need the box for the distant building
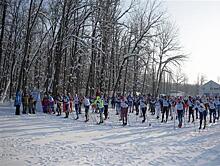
[199,80,220,96]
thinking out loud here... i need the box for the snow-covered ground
[1,103,220,166]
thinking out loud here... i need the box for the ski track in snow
[0,103,220,166]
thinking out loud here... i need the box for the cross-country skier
[176,98,184,128]
[94,96,104,124]
[29,94,36,114]
[14,90,22,115]
[48,94,55,114]
[111,95,116,109]
[42,93,49,113]
[104,95,109,120]
[208,98,216,124]
[22,92,29,114]
[74,94,80,120]
[140,95,147,123]
[127,93,133,113]
[188,96,194,123]
[198,100,207,129]
[155,97,161,119]
[161,96,169,123]
[63,93,70,118]
[215,96,220,120]
[150,97,156,115]
[134,95,140,115]
[121,96,129,126]
[115,94,121,116]
[55,93,62,116]
[84,96,90,122]
[170,98,176,120]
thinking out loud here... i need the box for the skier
[22,92,29,114]
[176,98,184,128]
[42,93,49,113]
[170,98,176,120]
[111,95,116,109]
[29,94,36,114]
[104,95,109,120]
[48,94,55,114]
[161,96,169,123]
[94,96,104,124]
[150,97,156,115]
[84,96,90,122]
[68,93,73,113]
[208,98,216,124]
[115,94,121,116]
[14,90,22,115]
[140,95,147,123]
[134,95,140,115]
[155,97,161,119]
[215,96,220,120]
[127,93,133,113]
[74,94,80,120]
[188,96,194,123]
[55,93,62,116]
[120,96,129,126]
[198,100,207,129]
[63,93,70,118]
[79,95,83,114]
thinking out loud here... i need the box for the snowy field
[1,103,220,166]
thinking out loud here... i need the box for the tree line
[0,0,188,101]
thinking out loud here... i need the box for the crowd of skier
[14,89,220,129]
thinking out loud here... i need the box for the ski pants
[85,106,89,120]
[23,105,29,114]
[188,106,194,122]
[199,111,207,128]
[177,109,183,126]
[150,106,155,115]
[56,103,62,115]
[99,108,104,123]
[162,106,169,122]
[121,108,128,124]
[15,105,20,115]
[141,107,147,122]
[135,104,139,115]
[155,106,161,118]
[75,104,79,118]
[209,109,216,123]
[104,105,108,119]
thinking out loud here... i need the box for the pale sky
[162,0,220,84]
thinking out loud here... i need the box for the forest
[0,0,192,101]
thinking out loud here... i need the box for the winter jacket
[84,98,90,107]
[121,99,128,108]
[14,91,22,106]
[176,102,184,110]
[74,96,79,104]
[162,99,169,107]
[209,101,216,110]
[94,96,104,109]
[22,94,29,106]
[140,98,147,108]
